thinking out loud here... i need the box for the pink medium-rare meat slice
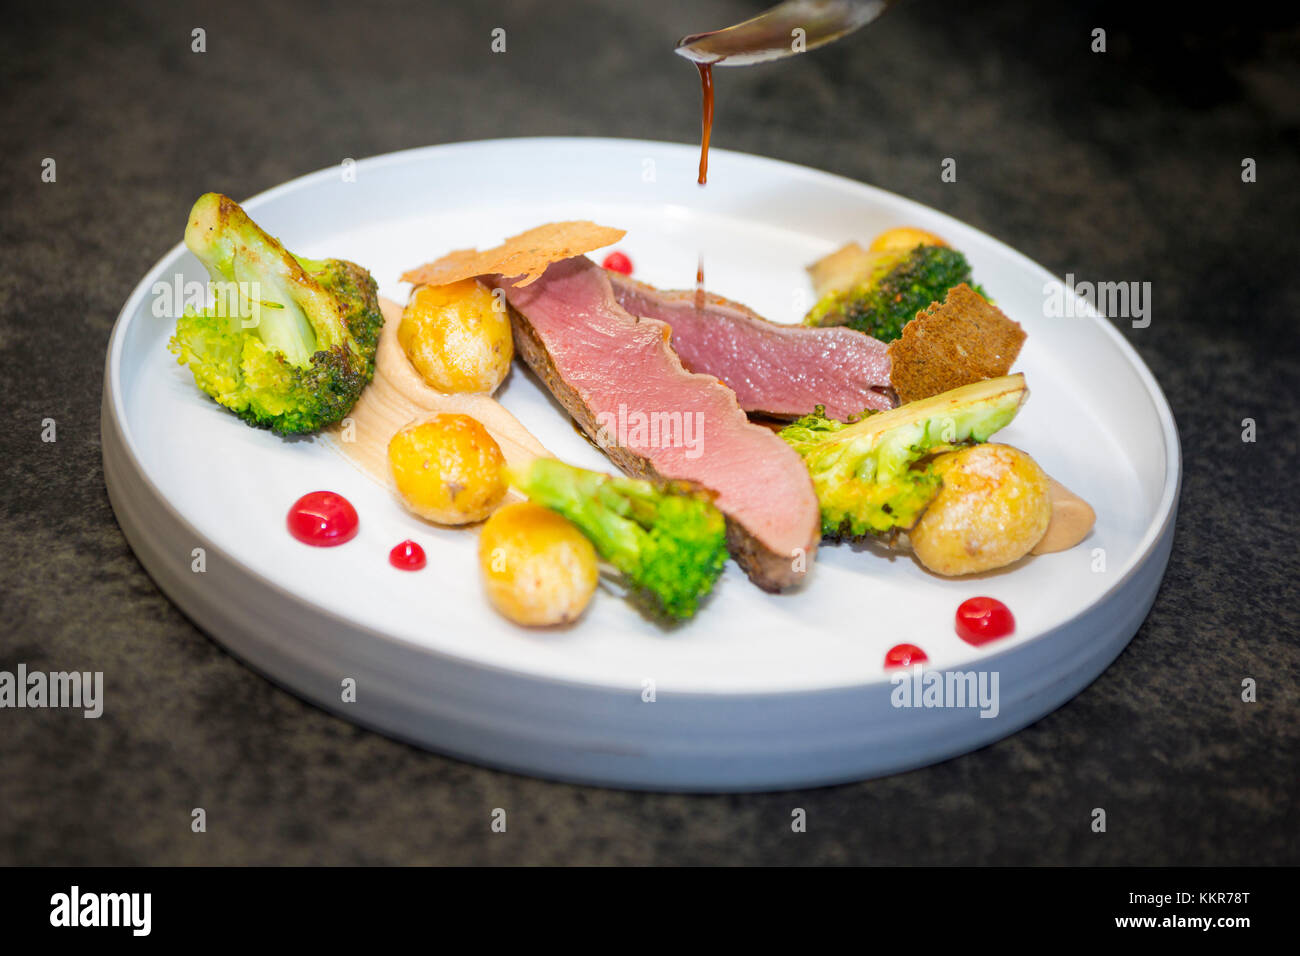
[608,274,894,422]
[493,257,820,591]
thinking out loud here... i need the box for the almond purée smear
[326,297,549,492]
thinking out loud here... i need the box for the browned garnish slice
[401,221,625,289]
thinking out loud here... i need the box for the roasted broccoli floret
[780,375,1028,538]
[508,458,728,621]
[169,193,382,435]
[804,243,985,342]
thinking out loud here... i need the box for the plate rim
[103,136,1183,699]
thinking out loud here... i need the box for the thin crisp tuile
[401,221,626,288]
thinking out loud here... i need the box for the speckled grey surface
[2,0,1297,865]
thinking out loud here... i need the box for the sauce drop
[955,597,1015,646]
[884,643,929,669]
[601,251,633,275]
[389,539,427,571]
[696,62,714,185]
[287,491,359,547]
[693,62,714,306]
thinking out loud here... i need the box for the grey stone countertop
[1,0,1296,864]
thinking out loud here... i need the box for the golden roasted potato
[398,279,513,393]
[909,443,1051,576]
[387,414,506,525]
[806,241,875,299]
[868,226,949,253]
[478,501,599,626]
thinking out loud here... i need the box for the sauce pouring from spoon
[677,0,896,185]
[678,0,895,303]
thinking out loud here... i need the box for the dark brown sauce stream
[695,62,714,307]
[696,62,713,185]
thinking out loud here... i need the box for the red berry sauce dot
[601,251,633,275]
[884,643,929,669]
[286,491,359,547]
[955,597,1015,646]
[389,539,427,571]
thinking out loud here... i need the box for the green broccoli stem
[169,193,382,435]
[513,458,646,571]
[781,375,1029,538]
[508,458,728,621]
[184,192,340,367]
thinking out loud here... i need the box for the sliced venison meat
[609,274,894,422]
[492,258,820,592]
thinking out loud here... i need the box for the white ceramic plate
[102,138,1179,791]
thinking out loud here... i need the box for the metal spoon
[675,0,896,67]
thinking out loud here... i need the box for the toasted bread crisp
[401,221,626,289]
[888,283,1026,404]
